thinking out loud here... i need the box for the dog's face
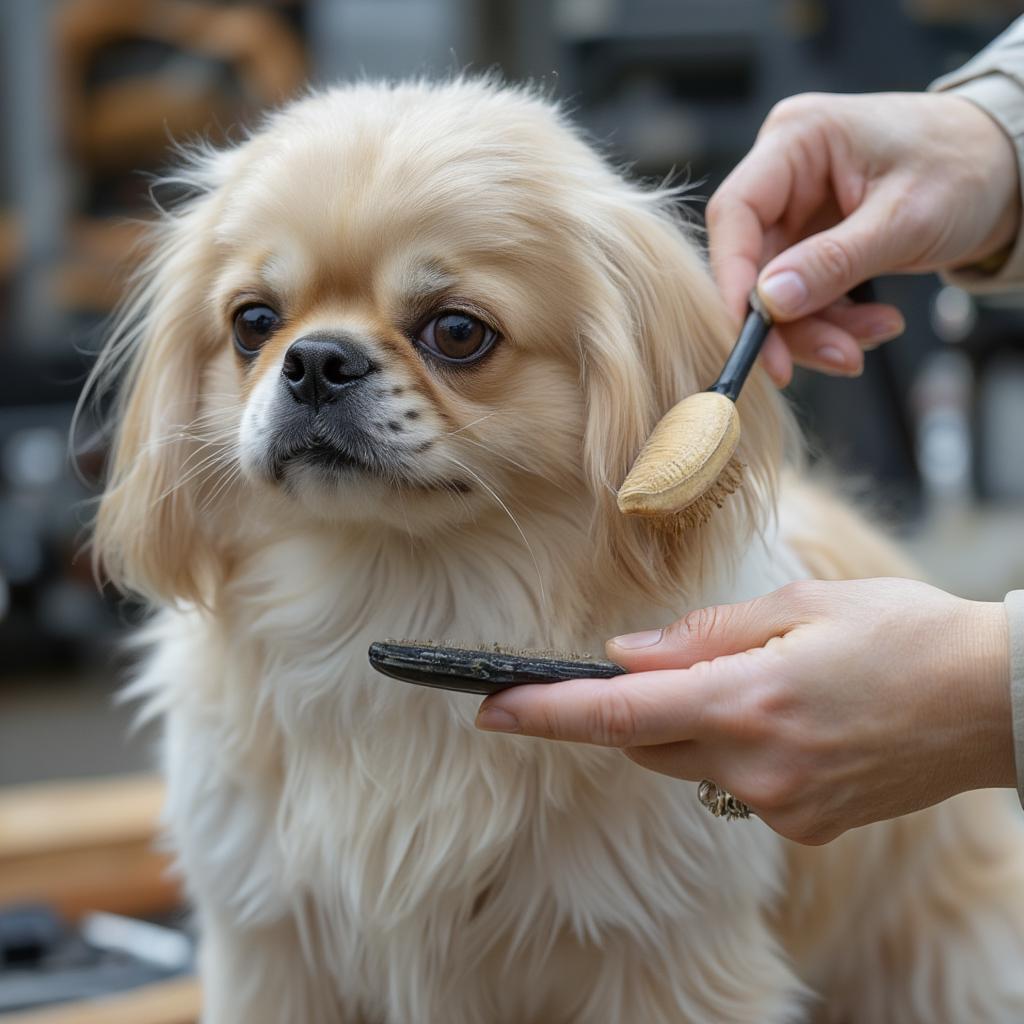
[92,81,784,604]
[211,89,595,531]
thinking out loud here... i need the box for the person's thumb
[756,200,900,322]
[607,593,796,672]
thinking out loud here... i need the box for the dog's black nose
[282,336,374,407]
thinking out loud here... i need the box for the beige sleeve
[1007,590,1024,810]
[929,17,1024,292]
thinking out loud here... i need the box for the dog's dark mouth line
[271,440,471,494]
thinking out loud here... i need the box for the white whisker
[444,412,498,437]
[199,461,244,513]
[152,445,237,506]
[449,435,537,481]
[444,454,547,614]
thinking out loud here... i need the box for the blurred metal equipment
[931,285,978,344]
[0,905,194,1014]
[912,349,974,510]
[979,355,1024,500]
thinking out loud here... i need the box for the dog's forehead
[213,85,591,283]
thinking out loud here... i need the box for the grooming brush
[368,640,753,820]
[616,289,772,528]
[618,282,878,526]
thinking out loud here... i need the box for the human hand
[475,578,1013,844]
[707,92,1021,386]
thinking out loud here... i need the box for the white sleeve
[929,18,1024,292]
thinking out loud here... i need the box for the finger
[760,331,794,388]
[606,592,799,673]
[622,741,715,783]
[708,193,765,324]
[759,301,903,384]
[708,134,799,322]
[772,301,905,375]
[819,300,904,347]
[475,668,720,747]
[757,194,908,321]
[772,317,865,377]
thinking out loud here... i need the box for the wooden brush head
[616,391,741,519]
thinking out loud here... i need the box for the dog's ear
[89,156,233,606]
[580,192,793,598]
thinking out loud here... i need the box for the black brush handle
[708,281,878,402]
[708,295,772,402]
[368,641,624,695]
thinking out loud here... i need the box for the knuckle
[589,686,639,747]
[778,579,809,602]
[705,192,737,230]
[783,816,835,846]
[538,704,566,740]
[770,807,813,842]
[726,692,775,742]
[802,827,837,847]
[776,579,823,612]
[748,768,800,814]
[751,787,787,816]
[765,95,807,127]
[888,182,930,233]
[676,604,724,647]
[622,745,667,776]
[812,236,857,285]
[705,192,724,224]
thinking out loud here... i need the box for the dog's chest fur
[139,522,806,1022]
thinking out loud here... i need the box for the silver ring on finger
[697,779,754,821]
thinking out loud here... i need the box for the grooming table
[0,775,199,1023]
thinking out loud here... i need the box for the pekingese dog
[91,79,1024,1023]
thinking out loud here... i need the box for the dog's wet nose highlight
[282,335,375,407]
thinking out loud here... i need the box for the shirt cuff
[930,73,1024,292]
[1006,589,1024,810]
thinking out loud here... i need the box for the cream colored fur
[90,79,1024,1023]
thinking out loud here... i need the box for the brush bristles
[666,456,745,531]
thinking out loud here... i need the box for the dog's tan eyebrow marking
[397,262,459,313]
[259,247,313,299]
[406,261,456,294]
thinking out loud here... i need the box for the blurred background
[1,0,1024,773]
[3,0,1024,781]
[0,0,1023,1012]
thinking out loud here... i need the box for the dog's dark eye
[415,313,496,363]
[233,304,281,355]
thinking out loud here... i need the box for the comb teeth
[389,638,600,662]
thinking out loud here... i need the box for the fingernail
[864,318,904,342]
[759,271,808,317]
[610,629,663,650]
[815,345,852,370]
[476,705,520,733]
